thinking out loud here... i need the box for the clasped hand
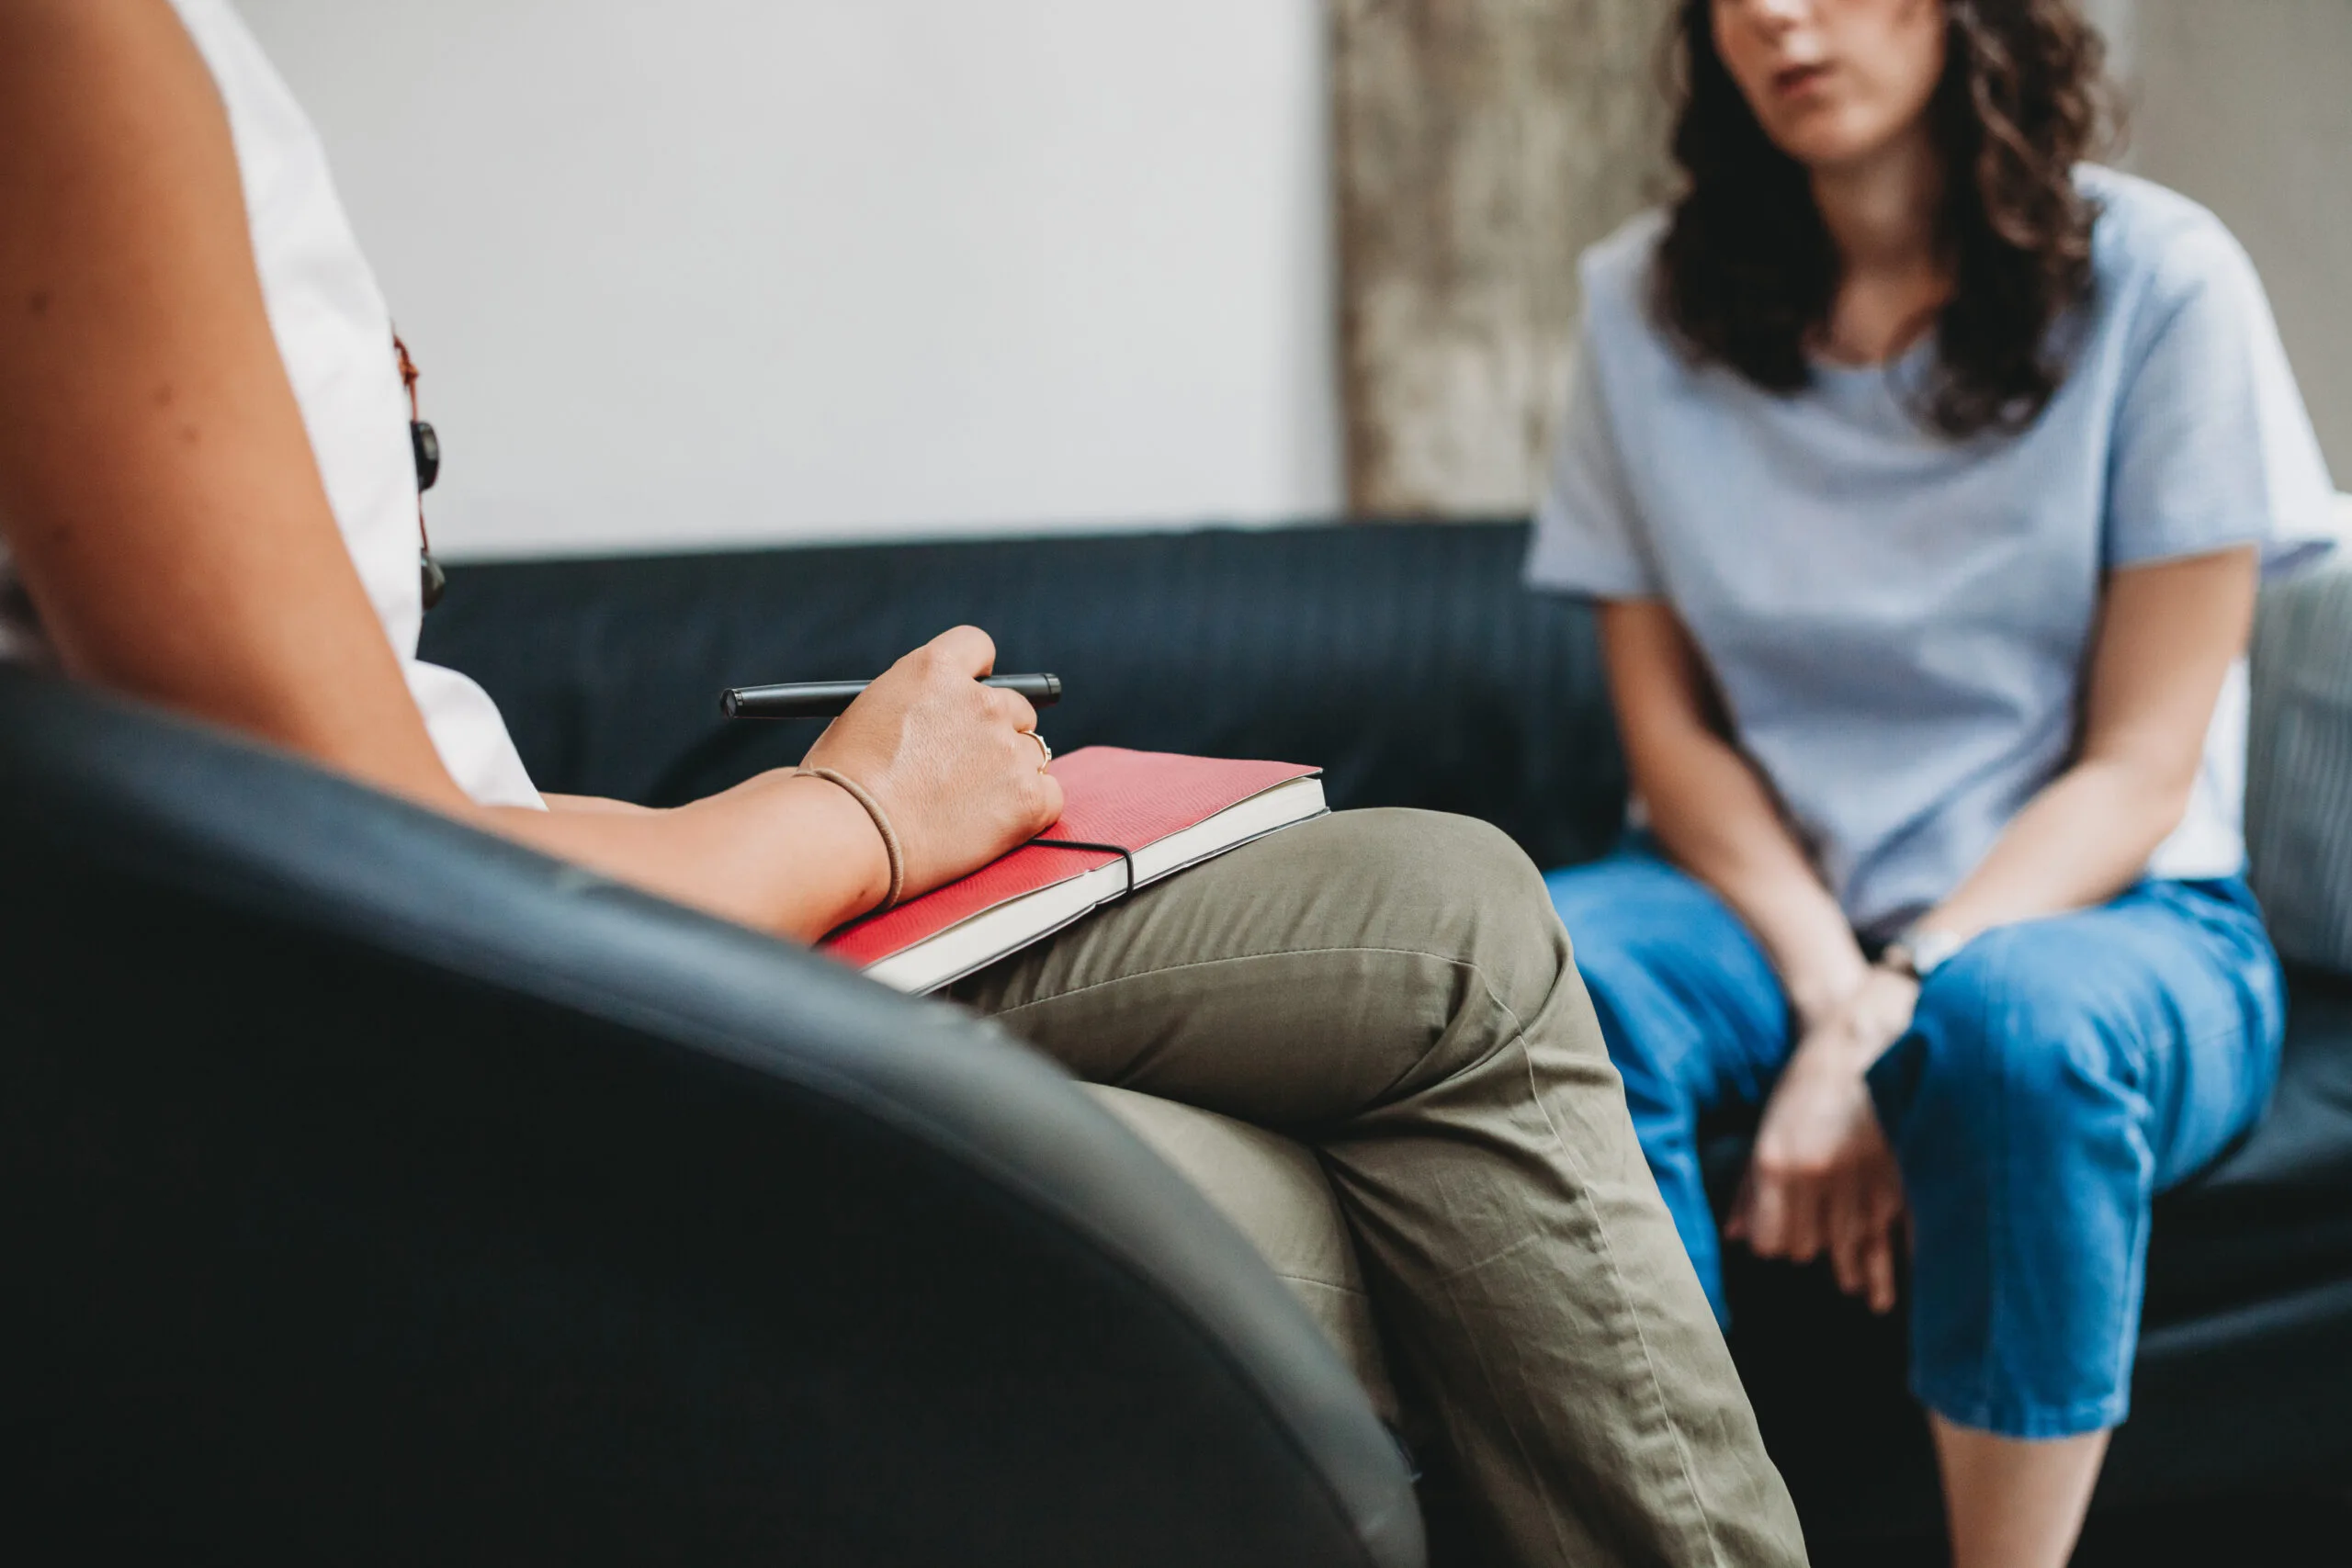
[1726,966,1918,1314]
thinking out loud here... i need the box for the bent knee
[1329,807,1549,906]
[1889,929,2143,1149]
[1311,807,1566,987]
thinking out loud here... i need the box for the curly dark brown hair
[1654,0,2116,438]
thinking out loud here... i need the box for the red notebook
[825,747,1327,994]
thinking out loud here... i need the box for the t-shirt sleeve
[1525,333,1662,600]
[2105,222,2339,577]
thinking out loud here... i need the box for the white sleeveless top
[0,0,543,809]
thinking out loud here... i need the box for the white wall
[2122,0,2352,482]
[235,2,2346,559]
[239,1,1342,558]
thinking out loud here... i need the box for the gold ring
[1023,729,1052,772]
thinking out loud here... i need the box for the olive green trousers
[956,808,1806,1568]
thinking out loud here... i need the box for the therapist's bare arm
[0,0,1057,942]
[1918,547,2258,942]
[1600,600,1871,1023]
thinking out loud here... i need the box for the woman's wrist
[1797,967,1921,1072]
[790,764,904,912]
[1781,932,1875,1034]
[775,770,894,919]
[1705,868,1870,1032]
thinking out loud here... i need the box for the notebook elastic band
[1030,840,1138,902]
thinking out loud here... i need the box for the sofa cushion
[2249,518,2352,977]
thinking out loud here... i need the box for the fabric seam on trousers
[1434,1232,1579,1563]
[1433,960,1723,1567]
[1510,1032,1724,1568]
[2106,1068,2154,1433]
[1982,972,2014,1429]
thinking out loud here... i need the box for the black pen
[722,672,1062,720]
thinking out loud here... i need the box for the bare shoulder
[0,0,229,152]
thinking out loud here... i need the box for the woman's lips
[1772,62,1834,97]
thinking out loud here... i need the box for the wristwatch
[1880,926,1967,981]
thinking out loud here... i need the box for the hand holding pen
[746,630,1063,913]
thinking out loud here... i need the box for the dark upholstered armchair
[0,669,1422,1568]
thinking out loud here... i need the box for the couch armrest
[2248,498,2352,976]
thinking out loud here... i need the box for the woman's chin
[1770,118,1919,177]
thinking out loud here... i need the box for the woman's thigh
[951,807,1589,1126]
[1869,878,2285,1193]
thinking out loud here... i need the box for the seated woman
[0,3,1807,1564]
[1533,2,2336,1564]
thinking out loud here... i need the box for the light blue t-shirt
[1528,167,2339,939]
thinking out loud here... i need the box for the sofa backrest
[422,517,2352,976]
[421,521,1632,872]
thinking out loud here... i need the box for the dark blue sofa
[417,518,2352,1562]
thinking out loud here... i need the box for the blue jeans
[1544,844,2285,1439]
